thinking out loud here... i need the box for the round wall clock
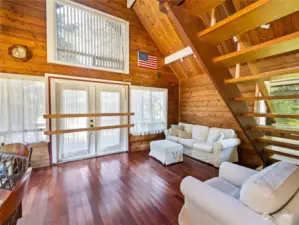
[8,45,32,62]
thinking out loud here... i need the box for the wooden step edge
[265,148,299,160]
[198,0,299,43]
[241,113,299,119]
[250,125,299,136]
[258,137,299,150]
[234,94,299,101]
[225,66,299,84]
[271,154,299,165]
[213,31,299,66]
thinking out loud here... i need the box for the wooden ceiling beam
[213,31,299,66]
[199,0,299,43]
[225,66,299,84]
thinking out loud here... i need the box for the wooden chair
[0,167,32,225]
[0,144,32,190]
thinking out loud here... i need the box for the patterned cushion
[169,128,181,137]
[240,162,299,214]
[179,131,192,139]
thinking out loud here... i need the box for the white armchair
[179,162,299,225]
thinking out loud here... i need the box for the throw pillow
[171,124,178,129]
[179,130,192,139]
[217,132,225,142]
[169,128,181,137]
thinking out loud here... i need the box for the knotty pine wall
[0,0,179,153]
[180,72,262,168]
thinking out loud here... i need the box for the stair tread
[199,0,299,43]
[252,125,299,135]
[242,113,299,119]
[258,136,299,150]
[225,66,299,84]
[265,145,299,155]
[234,94,299,101]
[271,154,299,165]
[213,31,299,66]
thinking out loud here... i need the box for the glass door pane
[56,84,95,161]
[97,91,121,153]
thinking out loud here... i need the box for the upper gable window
[46,0,129,74]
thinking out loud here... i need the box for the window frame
[130,85,168,135]
[46,0,130,74]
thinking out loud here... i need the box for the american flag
[138,52,158,69]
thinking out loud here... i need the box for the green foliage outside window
[270,83,299,127]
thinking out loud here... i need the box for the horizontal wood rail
[225,66,299,84]
[44,124,134,135]
[44,113,134,119]
[199,0,299,43]
[234,95,299,101]
[258,136,299,150]
[241,113,299,119]
[213,31,299,66]
[251,125,299,136]
[265,146,299,160]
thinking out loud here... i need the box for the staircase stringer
[162,3,268,165]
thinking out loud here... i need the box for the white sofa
[179,161,299,225]
[165,122,241,167]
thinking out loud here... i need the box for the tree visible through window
[270,81,299,127]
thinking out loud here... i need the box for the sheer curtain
[0,78,46,144]
[130,87,167,136]
[59,89,89,159]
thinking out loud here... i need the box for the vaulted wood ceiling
[134,0,299,81]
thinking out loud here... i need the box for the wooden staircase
[160,0,299,166]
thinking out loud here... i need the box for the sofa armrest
[213,138,241,154]
[180,176,274,225]
[219,162,258,188]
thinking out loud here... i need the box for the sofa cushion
[207,128,222,144]
[179,138,197,148]
[179,122,193,133]
[240,161,299,214]
[166,135,180,143]
[205,177,241,199]
[193,142,213,153]
[192,125,210,142]
[209,128,235,140]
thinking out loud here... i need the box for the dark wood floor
[19,151,218,225]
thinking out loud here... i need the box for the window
[0,75,46,144]
[130,86,168,135]
[269,79,299,127]
[47,0,129,73]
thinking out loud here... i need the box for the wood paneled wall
[0,0,179,153]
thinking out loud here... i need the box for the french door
[48,76,129,163]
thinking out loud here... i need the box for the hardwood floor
[18,151,218,225]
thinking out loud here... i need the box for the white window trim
[46,0,130,74]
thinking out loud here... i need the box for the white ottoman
[149,140,184,165]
